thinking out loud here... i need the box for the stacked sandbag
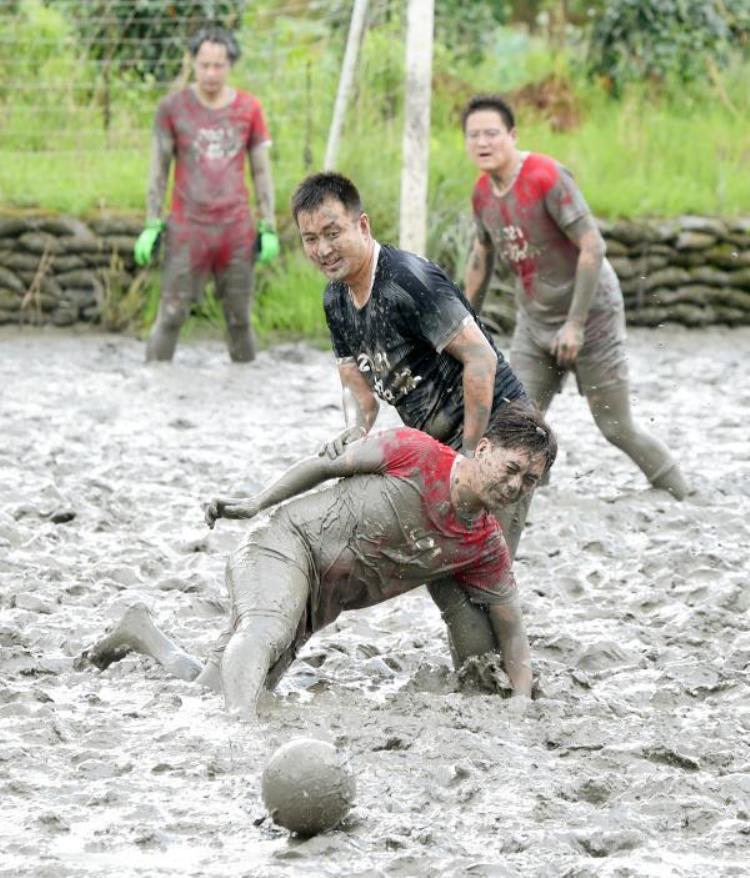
[1,212,749,330]
[0,215,140,327]
[602,216,750,327]
[480,215,750,334]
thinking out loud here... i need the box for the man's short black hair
[484,400,557,474]
[461,94,515,133]
[291,172,363,224]
[188,27,240,64]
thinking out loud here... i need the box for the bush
[46,0,247,83]
[588,0,750,94]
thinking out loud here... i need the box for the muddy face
[297,198,371,284]
[474,442,546,509]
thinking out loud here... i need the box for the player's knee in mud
[160,299,189,330]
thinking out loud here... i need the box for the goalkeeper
[134,27,279,363]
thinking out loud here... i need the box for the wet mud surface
[0,325,748,877]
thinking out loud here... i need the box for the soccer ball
[261,738,356,836]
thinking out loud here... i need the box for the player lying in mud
[87,402,556,720]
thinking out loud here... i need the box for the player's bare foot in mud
[506,693,532,716]
[650,463,688,501]
[85,602,204,680]
[227,704,261,726]
[86,602,158,670]
[194,662,222,693]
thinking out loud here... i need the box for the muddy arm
[463,235,495,313]
[443,320,497,457]
[206,433,389,528]
[248,142,275,226]
[550,214,606,367]
[340,360,379,431]
[146,129,173,221]
[488,597,532,698]
[319,361,380,460]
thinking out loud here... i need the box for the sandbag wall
[0,216,140,327]
[603,216,750,327]
[480,215,750,334]
[1,213,749,330]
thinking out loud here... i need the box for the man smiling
[291,172,532,555]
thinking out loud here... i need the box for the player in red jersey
[87,402,556,720]
[462,94,687,499]
[134,27,279,362]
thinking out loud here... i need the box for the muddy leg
[216,251,255,363]
[145,297,189,361]
[428,580,496,669]
[494,489,533,561]
[87,603,203,682]
[220,554,309,720]
[220,630,276,720]
[510,351,565,495]
[146,228,204,362]
[586,382,688,500]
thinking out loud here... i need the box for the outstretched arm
[443,320,497,458]
[550,214,606,368]
[206,431,390,528]
[488,597,532,698]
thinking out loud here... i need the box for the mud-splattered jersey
[324,245,525,448]
[472,153,622,325]
[261,427,516,632]
[154,88,270,224]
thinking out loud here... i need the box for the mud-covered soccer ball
[261,738,356,836]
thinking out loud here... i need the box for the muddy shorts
[161,216,256,309]
[511,307,629,396]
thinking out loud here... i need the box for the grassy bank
[2,3,748,224]
[2,1,748,338]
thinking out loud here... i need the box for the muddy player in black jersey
[87,403,556,721]
[290,172,532,557]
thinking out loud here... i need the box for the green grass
[253,250,328,339]
[120,247,328,342]
[3,31,747,223]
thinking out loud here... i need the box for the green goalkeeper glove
[256,220,280,265]
[134,219,165,267]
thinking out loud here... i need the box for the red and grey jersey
[154,88,270,225]
[379,428,512,595]
[472,153,622,324]
[241,427,517,634]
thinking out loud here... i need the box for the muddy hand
[318,424,367,460]
[204,498,228,529]
[550,320,584,368]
